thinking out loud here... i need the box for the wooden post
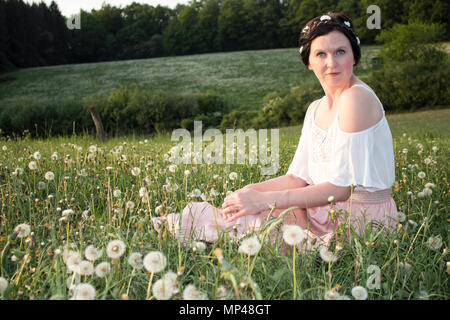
[88,105,106,142]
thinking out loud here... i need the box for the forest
[1,0,449,71]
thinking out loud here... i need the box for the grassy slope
[0,45,381,110]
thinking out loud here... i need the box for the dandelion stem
[14,253,28,285]
[293,245,297,300]
[146,272,154,300]
[126,268,136,297]
[405,219,427,261]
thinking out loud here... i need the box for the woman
[154,12,398,248]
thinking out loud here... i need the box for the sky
[24,0,191,17]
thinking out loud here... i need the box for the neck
[321,75,356,109]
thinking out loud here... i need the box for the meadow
[0,107,448,300]
[0,45,381,111]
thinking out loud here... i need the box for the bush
[0,99,90,137]
[376,21,446,63]
[83,85,232,136]
[368,21,450,112]
[367,56,450,112]
[219,110,259,131]
[251,82,323,129]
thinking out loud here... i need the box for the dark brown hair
[299,12,361,67]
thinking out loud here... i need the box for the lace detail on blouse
[311,124,332,163]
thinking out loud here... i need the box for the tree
[69,10,109,62]
[197,0,221,52]
[217,0,247,51]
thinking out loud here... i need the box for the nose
[326,54,338,68]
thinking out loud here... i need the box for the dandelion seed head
[131,167,141,176]
[143,251,167,273]
[399,261,412,274]
[424,182,435,189]
[427,235,442,250]
[37,181,46,190]
[62,209,74,217]
[33,151,41,160]
[155,205,164,215]
[238,236,261,256]
[394,211,406,223]
[13,167,24,176]
[113,189,121,197]
[126,201,135,210]
[14,223,31,238]
[228,172,238,180]
[44,171,55,181]
[84,245,102,261]
[192,241,206,253]
[163,272,178,289]
[182,284,207,300]
[71,283,96,300]
[216,285,229,299]
[106,240,126,259]
[0,277,8,294]
[95,262,111,278]
[152,278,174,300]
[351,286,368,300]
[319,246,338,263]
[28,161,37,170]
[423,187,432,196]
[324,289,340,300]
[282,225,306,246]
[66,254,82,274]
[77,260,94,276]
[127,252,143,269]
[418,171,426,179]
[139,187,147,198]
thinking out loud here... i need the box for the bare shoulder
[337,85,383,133]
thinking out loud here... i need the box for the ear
[307,63,312,70]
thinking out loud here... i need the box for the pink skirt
[152,188,398,249]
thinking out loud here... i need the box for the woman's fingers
[222,194,238,208]
[222,205,239,216]
[226,209,246,222]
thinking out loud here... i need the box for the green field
[0,107,448,300]
[0,45,381,110]
[0,45,449,301]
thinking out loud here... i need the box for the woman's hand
[221,188,269,222]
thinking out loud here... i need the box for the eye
[336,49,345,55]
[316,51,326,57]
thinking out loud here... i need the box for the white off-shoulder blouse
[287,84,395,192]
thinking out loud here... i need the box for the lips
[327,72,340,76]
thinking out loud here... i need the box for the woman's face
[307,30,355,89]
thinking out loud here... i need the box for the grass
[0,108,448,300]
[0,45,382,110]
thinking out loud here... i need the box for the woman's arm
[222,182,351,222]
[267,182,351,209]
[245,174,308,192]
